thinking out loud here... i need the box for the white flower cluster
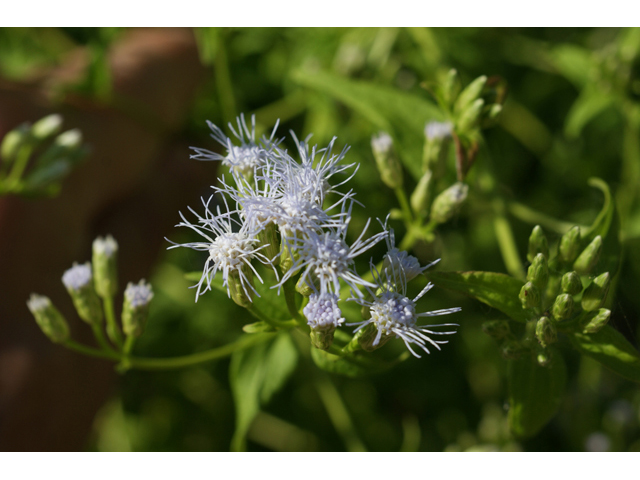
[170,114,460,357]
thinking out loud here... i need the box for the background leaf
[508,352,567,438]
[229,331,298,451]
[570,326,640,383]
[426,271,528,322]
[292,69,443,180]
[311,348,408,378]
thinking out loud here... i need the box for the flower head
[304,292,345,330]
[382,226,438,282]
[350,263,460,358]
[62,262,93,291]
[190,114,281,177]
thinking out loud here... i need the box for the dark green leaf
[508,352,567,438]
[292,69,443,180]
[570,326,640,383]
[564,86,614,138]
[311,348,408,378]
[426,271,528,322]
[229,331,298,451]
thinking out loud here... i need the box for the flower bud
[422,121,452,175]
[27,294,70,343]
[304,293,344,350]
[527,253,549,290]
[561,271,583,296]
[501,339,524,360]
[535,316,557,348]
[482,319,511,340]
[558,226,581,263]
[122,280,154,337]
[582,308,611,334]
[456,98,485,133]
[31,114,63,141]
[410,170,433,218]
[371,132,403,189]
[296,272,320,297]
[62,262,103,325]
[581,272,611,312]
[519,282,540,310]
[454,75,487,114]
[552,293,574,321]
[1,124,30,164]
[537,349,552,367]
[92,235,119,298]
[573,235,602,275]
[430,182,468,224]
[527,226,548,263]
[442,68,460,107]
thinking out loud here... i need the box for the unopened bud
[482,319,511,340]
[27,294,69,343]
[501,339,524,360]
[62,262,103,325]
[31,114,63,141]
[410,170,433,218]
[304,293,344,350]
[535,316,557,347]
[581,272,611,312]
[519,282,540,310]
[422,121,452,175]
[122,280,154,337]
[457,98,485,133]
[552,293,574,321]
[527,226,548,263]
[1,124,30,163]
[92,235,119,298]
[430,182,468,224]
[537,349,552,367]
[310,329,335,351]
[371,132,403,189]
[296,273,319,297]
[561,271,583,296]
[582,308,611,334]
[559,226,581,263]
[527,253,549,290]
[573,236,602,275]
[454,75,487,114]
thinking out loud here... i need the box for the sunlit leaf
[292,69,443,179]
[426,271,528,322]
[570,326,640,383]
[508,352,567,438]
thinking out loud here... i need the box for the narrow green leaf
[229,332,299,451]
[549,44,594,88]
[292,69,443,180]
[570,326,640,383]
[565,86,614,138]
[426,271,528,322]
[508,352,567,438]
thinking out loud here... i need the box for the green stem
[493,199,525,280]
[507,201,577,234]
[128,333,275,370]
[394,187,414,227]
[315,373,367,452]
[123,335,136,356]
[91,323,117,353]
[215,29,237,122]
[64,340,121,361]
[5,145,32,189]
[283,280,304,324]
[103,295,124,348]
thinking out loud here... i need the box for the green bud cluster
[519,282,540,310]
[581,272,611,312]
[573,236,603,275]
[527,226,549,263]
[527,254,549,290]
[561,271,582,296]
[582,308,611,334]
[535,316,557,348]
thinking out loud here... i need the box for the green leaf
[292,69,443,180]
[570,326,640,383]
[549,44,594,88]
[229,332,298,451]
[565,86,614,138]
[311,348,408,378]
[508,352,567,438]
[426,271,528,322]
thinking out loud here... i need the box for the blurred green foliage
[5,27,640,451]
